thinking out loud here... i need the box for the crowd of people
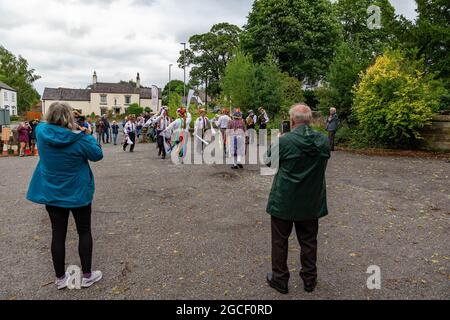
[16,120,40,157]
[24,100,340,294]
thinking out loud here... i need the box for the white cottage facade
[0,81,18,116]
[42,72,162,116]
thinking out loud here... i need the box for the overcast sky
[0,0,418,95]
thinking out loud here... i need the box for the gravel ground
[0,139,449,300]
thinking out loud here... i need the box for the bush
[353,50,446,147]
[126,103,144,116]
[10,115,20,122]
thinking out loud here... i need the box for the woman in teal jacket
[27,102,104,290]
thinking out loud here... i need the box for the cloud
[0,0,417,95]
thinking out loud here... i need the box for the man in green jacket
[265,104,330,294]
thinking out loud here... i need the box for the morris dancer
[194,109,211,154]
[144,107,171,159]
[228,110,247,170]
[163,107,192,164]
[215,109,231,155]
[123,115,137,153]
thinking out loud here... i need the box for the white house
[0,81,18,116]
[42,72,162,116]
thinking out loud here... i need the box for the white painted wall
[0,88,18,116]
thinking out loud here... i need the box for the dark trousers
[46,204,93,278]
[328,131,336,151]
[102,130,110,144]
[123,132,136,152]
[271,216,319,284]
[157,133,166,157]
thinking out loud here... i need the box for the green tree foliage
[221,51,254,111]
[178,23,241,98]
[414,0,450,81]
[0,46,41,113]
[334,0,397,57]
[222,51,303,118]
[353,50,446,147]
[126,103,144,116]
[317,0,399,121]
[241,0,342,84]
[317,42,371,120]
[162,80,186,105]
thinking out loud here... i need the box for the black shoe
[266,273,288,295]
[238,164,243,169]
[231,165,239,170]
[303,280,317,293]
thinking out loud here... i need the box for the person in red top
[17,122,31,157]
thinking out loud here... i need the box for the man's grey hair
[330,107,337,115]
[45,102,76,130]
[289,103,313,125]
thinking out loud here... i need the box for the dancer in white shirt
[194,109,211,154]
[123,116,137,152]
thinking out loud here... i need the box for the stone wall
[419,115,450,151]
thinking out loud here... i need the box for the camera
[76,115,86,128]
[281,120,291,134]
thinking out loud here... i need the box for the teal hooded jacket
[27,123,103,208]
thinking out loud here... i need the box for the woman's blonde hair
[45,102,77,130]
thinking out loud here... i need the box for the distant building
[0,81,18,116]
[42,72,162,116]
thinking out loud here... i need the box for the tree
[241,0,342,84]
[162,80,186,105]
[353,50,445,147]
[414,0,450,81]
[334,0,398,58]
[317,42,371,120]
[178,23,241,98]
[221,51,255,112]
[222,51,299,118]
[0,46,41,113]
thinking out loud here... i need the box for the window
[4,91,7,101]
[100,94,107,105]
[100,107,108,115]
[125,95,131,105]
[11,93,15,102]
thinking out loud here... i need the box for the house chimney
[136,73,141,88]
[93,71,97,85]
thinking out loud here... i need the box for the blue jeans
[113,133,118,145]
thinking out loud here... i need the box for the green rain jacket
[265,125,330,221]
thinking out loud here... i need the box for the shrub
[353,50,445,147]
[126,103,144,116]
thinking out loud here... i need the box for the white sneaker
[81,271,103,288]
[55,272,70,290]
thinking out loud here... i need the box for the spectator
[17,122,31,157]
[258,107,270,130]
[326,108,340,151]
[26,102,104,290]
[265,103,330,294]
[95,117,104,145]
[111,121,120,145]
[30,119,40,155]
[102,116,110,144]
